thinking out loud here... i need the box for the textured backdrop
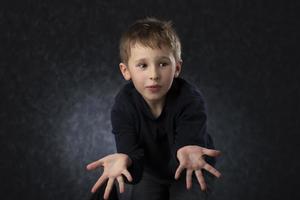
[0,1,298,200]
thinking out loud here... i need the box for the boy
[87,17,221,200]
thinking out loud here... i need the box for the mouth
[146,85,162,92]
[146,85,162,88]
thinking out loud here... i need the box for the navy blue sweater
[111,77,215,184]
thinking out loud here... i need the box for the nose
[149,66,159,81]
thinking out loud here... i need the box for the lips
[146,85,162,92]
[146,85,161,88]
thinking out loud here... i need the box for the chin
[145,93,165,101]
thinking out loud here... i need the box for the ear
[174,60,182,78]
[119,63,131,80]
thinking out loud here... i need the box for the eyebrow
[158,56,171,60]
[134,56,171,63]
[134,58,147,63]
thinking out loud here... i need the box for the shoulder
[173,78,205,104]
[167,78,207,116]
[113,81,136,106]
[111,81,137,122]
[169,78,207,121]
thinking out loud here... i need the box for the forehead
[129,42,173,60]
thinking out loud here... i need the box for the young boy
[87,17,221,200]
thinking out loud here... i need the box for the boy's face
[119,43,181,107]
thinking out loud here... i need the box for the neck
[146,97,166,118]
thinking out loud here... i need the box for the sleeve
[173,94,216,166]
[110,99,144,184]
[174,96,207,150]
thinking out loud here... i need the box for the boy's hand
[86,153,132,199]
[175,145,221,191]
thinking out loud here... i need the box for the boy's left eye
[159,63,168,67]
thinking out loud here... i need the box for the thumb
[202,148,221,157]
[86,159,104,170]
[174,165,185,180]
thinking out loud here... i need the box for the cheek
[132,72,146,84]
[163,68,175,79]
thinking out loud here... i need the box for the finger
[195,170,207,191]
[122,169,133,182]
[86,158,104,170]
[117,176,125,193]
[186,169,193,189]
[104,178,114,200]
[202,148,221,157]
[203,163,221,178]
[175,165,185,180]
[91,174,107,193]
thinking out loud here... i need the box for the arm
[173,95,221,190]
[174,96,208,150]
[86,93,144,199]
[110,99,144,184]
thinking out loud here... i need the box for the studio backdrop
[0,1,298,200]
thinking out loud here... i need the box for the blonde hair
[119,17,182,64]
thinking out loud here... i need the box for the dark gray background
[0,1,298,200]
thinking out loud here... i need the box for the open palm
[86,153,132,199]
[175,145,221,191]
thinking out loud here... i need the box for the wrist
[118,153,132,167]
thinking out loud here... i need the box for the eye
[137,63,147,68]
[159,62,169,67]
